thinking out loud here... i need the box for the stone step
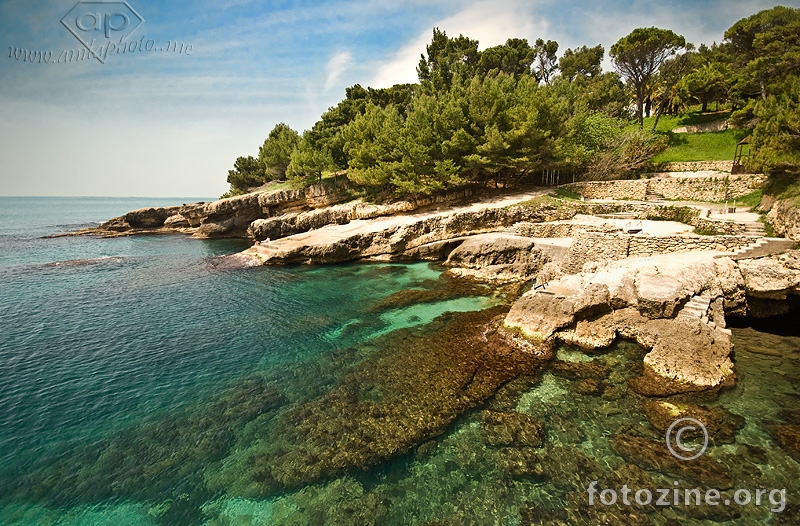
[678,294,711,319]
[730,238,796,261]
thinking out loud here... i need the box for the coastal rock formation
[767,199,800,241]
[504,249,800,395]
[443,233,550,282]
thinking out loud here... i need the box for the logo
[665,417,709,461]
[60,1,144,64]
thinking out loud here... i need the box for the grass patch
[514,195,567,209]
[645,109,733,133]
[650,129,749,163]
[552,186,582,200]
[732,190,762,210]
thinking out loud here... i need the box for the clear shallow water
[1,198,800,525]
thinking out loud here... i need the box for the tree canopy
[221,6,800,197]
[610,27,686,127]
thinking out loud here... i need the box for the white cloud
[324,50,354,91]
[369,0,547,88]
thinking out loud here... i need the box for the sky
[1,0,798,197]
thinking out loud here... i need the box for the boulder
[635,274,686,319]
[124,207,173,228]
[738,258,793,300]
[443,233,550,282]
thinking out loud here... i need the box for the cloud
[369,0,547,88]
[324,50,354,91]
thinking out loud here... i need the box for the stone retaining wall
[650,174,765,202]
[654,161,734,172]
[694,218,746,235]
[563,173,765,202]
[565,180,647,200]
[511,222,619,238]
[561,231,754,273]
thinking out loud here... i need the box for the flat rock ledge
[503,251,800,395]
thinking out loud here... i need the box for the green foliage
[748,75,800,174]
[259,123,300,180]
[478,38,536,78]
[286,135,334,187]
[225,7,800,197]
[226,155,265,195]
[532,38,559,85]
[342,103,404,188]
[553,186,582,200]
[417,28,480,92]
[586,125,668,179]
[610,27,686,127]
[676,64,728,112]
[559,45,604,80]
[724,6,800,100]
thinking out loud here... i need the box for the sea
[0,196,799,525]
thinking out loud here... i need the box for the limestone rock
[767,199,800,241]
[124,207,173,228]
[631,318,735,396]
[635,274,686,319]
[443,233,550,282]
[738,258,792,300]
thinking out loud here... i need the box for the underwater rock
[241,306,549,493]
[549,359,609,381]
[573,378,607,396]
[496,447,547,479]
[770,425,800,463]
[610,433,734,489]
[481,410,545,448]
[642,400,744,444]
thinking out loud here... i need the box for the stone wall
[653,161,734,172]
[650,174,765,202]
[511,222,620,238]
[561,231,755,273]
[565,180,647,201]
[694,218,746,235]
[563,173,765,203]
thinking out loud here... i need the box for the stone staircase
[741,221,768,237]
[645,184,668,203]
[679,294,711,323]
[678,294,732,334]
[729,237,797,261]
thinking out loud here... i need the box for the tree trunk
[652,97,668,132]
[636,87,645,128]
[702,100,708,112]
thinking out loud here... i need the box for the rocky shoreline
[68,179,800,399]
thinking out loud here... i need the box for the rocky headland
[68,173,800,401]
[71,185,799,408]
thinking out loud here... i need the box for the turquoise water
[2,197,800,525]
